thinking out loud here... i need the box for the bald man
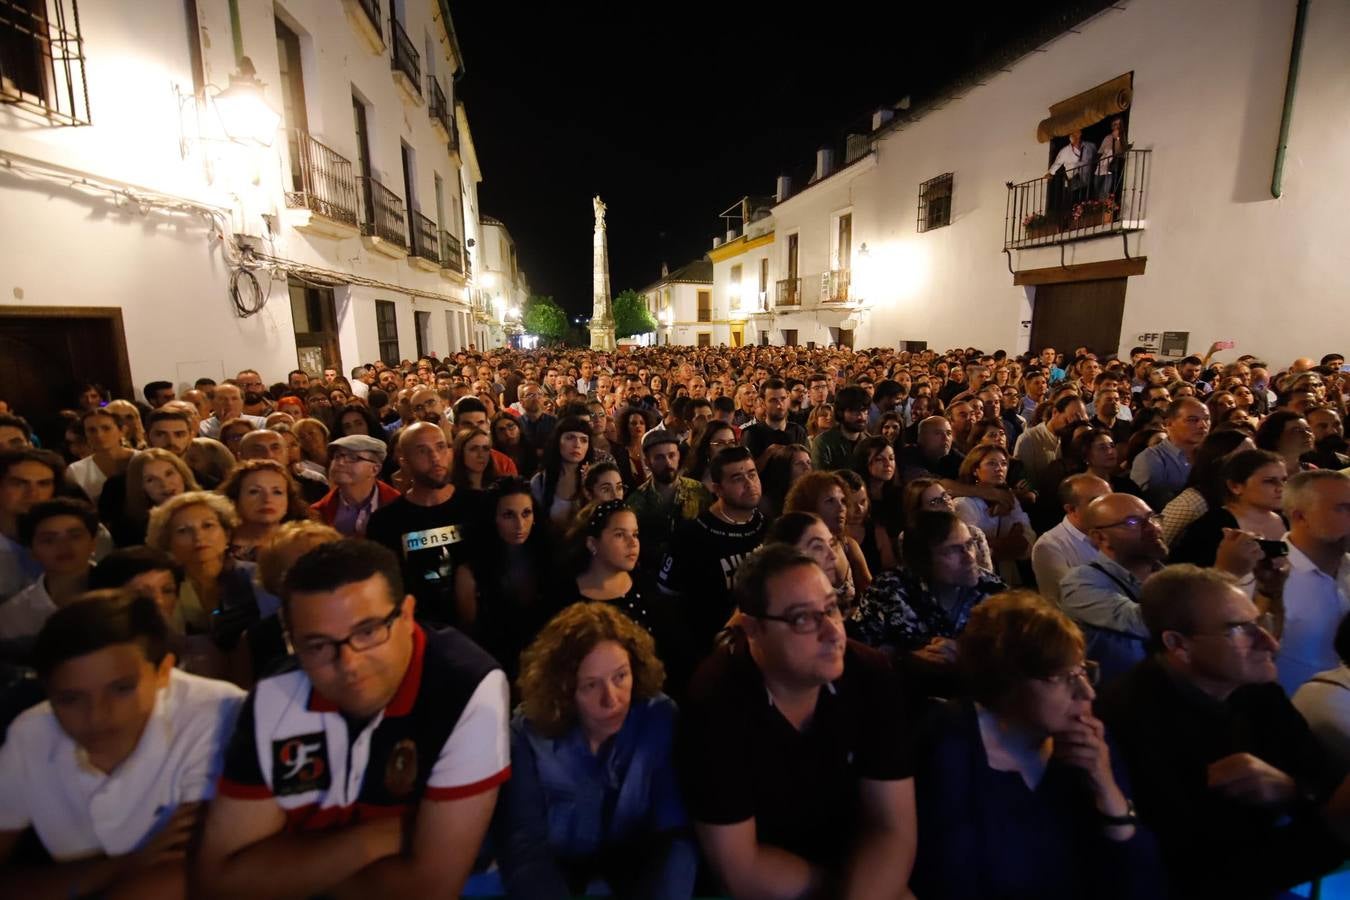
[1059,493,1167,682]
[239,428,328,503]
[1031,473,1111,604]
[1291,357,1317,374]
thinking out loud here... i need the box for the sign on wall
[1132,332,1162,353]
[1160,331,1190,358]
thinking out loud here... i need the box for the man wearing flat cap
[310,434,401,537]
[626,429,712,573]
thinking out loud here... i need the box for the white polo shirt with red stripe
[218,624,509,828]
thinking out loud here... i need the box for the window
[697,332,712,348]
[414,310,430,358]
[375,300,400,364]
[918,173,953,232]
[786,233,799,278]
[289,279,341,373]
[0,0,91,126]
[759,258,769,307]
[697,289,712,323]
[729,264,742,310]
[782,329,799,347]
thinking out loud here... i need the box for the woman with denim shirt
[495,602,696,899]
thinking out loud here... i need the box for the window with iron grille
[375,300,400,365]
[917,173,953,233]
[0,0,91,125]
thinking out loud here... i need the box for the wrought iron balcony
[440,230,463,272]
[409,210,439,264]
[825,268,852,302]
[285,130,358,226]
[357,176,406,248]
[389,14,420,93]
[1004,148,1149,250]
[355,0,381,38]
[428,78,450,134]
[776,277,802,307]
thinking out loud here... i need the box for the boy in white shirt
[0,592,243,898]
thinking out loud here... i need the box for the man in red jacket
[310,435,400,538]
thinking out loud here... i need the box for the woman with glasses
[900,477,993,573]
[911,590,1161,899]
[492,412,536,479]
[1169,449,1288,569]
[849,511,1004,688]
[682,421,738,494]
[454,479,551,683]
[494,602,696,899]
[954,445,1036,586]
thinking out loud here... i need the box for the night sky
[453,2,1093,316]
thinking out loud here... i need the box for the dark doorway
[1030,278,1127,359]
[0,307,133,449]
[288,279,342,374]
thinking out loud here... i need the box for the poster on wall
[1160,331,1190,358]
[297,346,325,376]
[1132,333,1162,354]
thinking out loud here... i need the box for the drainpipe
[1271,0,1309,199]
[228,0,245,67]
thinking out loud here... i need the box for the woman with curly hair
[612,405,656,490]
[217,459,315,562]
[496,602,696,899]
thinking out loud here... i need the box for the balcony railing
[389,14,421,93]
[355,0,381,38]
[776,277,802,307]
[357,175,406,248]
[409,210,439,264]
[826,268,851,302]
[439,230,463,272]
[0,0,91,126]
[428,78,450,133]
[1004,148,1149,250]
[285,130,358,226]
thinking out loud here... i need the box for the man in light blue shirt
[1130,397,1210,510]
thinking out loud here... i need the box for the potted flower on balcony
[1071,196,1120,228]
[1021,210,1056,239]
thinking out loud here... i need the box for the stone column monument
[589,195,616,350]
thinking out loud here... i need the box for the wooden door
[1029,278,1127,359]
[0,307,132,448]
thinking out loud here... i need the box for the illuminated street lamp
[213,57,281,146]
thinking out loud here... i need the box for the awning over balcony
[1036,72,1133,143]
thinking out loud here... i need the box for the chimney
[660,261,669,278]
[814,148,835,182]
[725,228,738,243]
[871,107,894,131]
[712,235,724,248]
[775,174,792,202]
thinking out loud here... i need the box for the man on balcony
[1046,129,1097,222]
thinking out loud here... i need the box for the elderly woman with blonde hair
[146,491,278,682]
[495,602,696,899]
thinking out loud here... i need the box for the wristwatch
[1098,799,1138,826]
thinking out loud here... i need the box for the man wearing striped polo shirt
[195,540,509,898]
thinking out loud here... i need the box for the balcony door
[836,213,852,271]
[275,19,309,192]
[288,279,341,375]
[1030,278,1127,359]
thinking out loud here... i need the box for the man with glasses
[311,435,399,538]
[1060,493,1170,684]
[1130,397,1210,510]
[679,543,917,899]
[1032,474,1112,605]
[197,539,508,899]
[1101,564,1350,899]
[626,431,711,574]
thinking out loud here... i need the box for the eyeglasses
[924,491,953,508]
[292,603,404,666]
[1190,612,1276,644]
[1096,513,1163,531]
[755,603,843,635]
[1040,660,1100,689]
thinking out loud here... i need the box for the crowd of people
[1,339,1349,899]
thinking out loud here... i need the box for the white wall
[0,0,477,389]
[855,0,1350,364]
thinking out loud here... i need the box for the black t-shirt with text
[366,493,474,628]
[658,508,766,650]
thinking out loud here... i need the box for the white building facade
[642,259,713,347]
[0,0,515,416]
[705,0,1349,364]
[477,216,528,349]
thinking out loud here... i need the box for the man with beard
[626,431,711,573]
[366,422,472,628]
[811,385,869,471]
[659,446,767,652]
[1304,407,1350,470]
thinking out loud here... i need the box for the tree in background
[522,295,567,344]
[613,289,658,339]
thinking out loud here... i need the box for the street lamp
[213,57,281,146]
